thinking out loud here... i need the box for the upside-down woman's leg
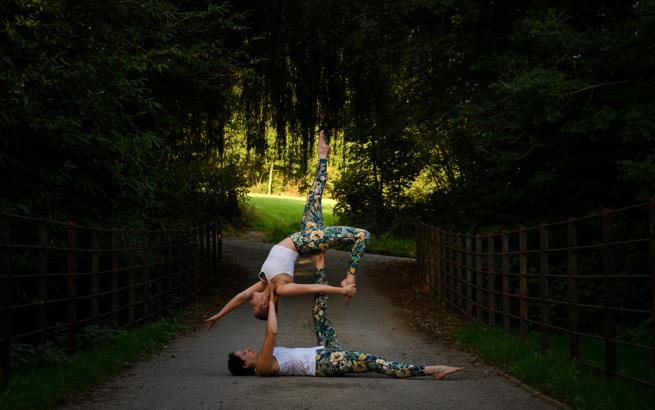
[299,159,327,231]
[313,226,370,277]
[299,131,329,230]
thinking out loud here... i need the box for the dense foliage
[1,0,248,227]
[2,0,653,233]
[235,0,655,234]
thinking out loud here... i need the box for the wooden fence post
[203,225,209,285]
[519,227,528,341]
[502,232,510,333]
[488,234,496,327]
[434,228,441,303]
[192,228,199,290]
[419,224,428,288]
[193,228,200,293]
[216,222,222,265]
[425,224,429,285]
[0,213,12,381]
[143,232,151,319]
[446,232,453,306]
[465,235,473,319]
[38,219,48,344]
[649,196,655,371]
[456,235,463,311]
[567,219,580,358]
[602,209,616,377]
[432,228,444,307]
[155,233,163,312]
[208,223,216,279]
[166,232,173,309]
[476,234,483,322]
[67,222,77,350]
[184,230,191,300]
[91,231,100,320]
[111,229,120,329]
[128,231,136,326]
[539,224,550,352]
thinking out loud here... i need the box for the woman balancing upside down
[205,130,369,326]
[228,253,463,379]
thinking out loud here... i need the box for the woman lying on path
[228,252,463,380]
[205,130,370,325]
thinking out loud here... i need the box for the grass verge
[0,263,245,410]
[0,316,187,410]
[455,324,655,410]
[365,259,654,410]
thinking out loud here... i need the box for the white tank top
[273,346,322,376]
[258,245,299,283]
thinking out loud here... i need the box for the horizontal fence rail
[0,213,222,381]
[417,197,655,388]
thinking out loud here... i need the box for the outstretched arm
[275,282,356,300]
[255,285,279,376]
[204,281,266,329]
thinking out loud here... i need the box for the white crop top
[273,346,322,376]
[258,245,298,283]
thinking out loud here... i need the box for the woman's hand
[204,314,219,330]
[341,275,357,305]
[341,283,357,303]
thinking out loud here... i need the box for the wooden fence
[416,198,655,388]
[0,212,222,381]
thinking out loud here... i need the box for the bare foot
[424,366,464,380]
[318,130,330,159]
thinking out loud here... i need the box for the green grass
[0,315,188,410]
[245,193,416,257]
[455,324,655,410]
[247,193,337,242]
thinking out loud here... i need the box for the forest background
[2,0,654,238]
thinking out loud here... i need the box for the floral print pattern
[312,269,425,378]
[299,159,328,231]
[290,159,371,276]
[314,349,425,378]
[292,226,370,275]
[313,268,340,350]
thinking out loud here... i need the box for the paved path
[63,239,559,410]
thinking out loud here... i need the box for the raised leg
[299,131,329,231]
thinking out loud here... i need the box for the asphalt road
[62,239,560,410]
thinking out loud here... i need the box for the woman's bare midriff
[277,236,297,251]
[271,273,293,285]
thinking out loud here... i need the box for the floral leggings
[289,159,371,275]
[312,267,425,378]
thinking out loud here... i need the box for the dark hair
[228,353,256,376]
[253,300,278,321]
